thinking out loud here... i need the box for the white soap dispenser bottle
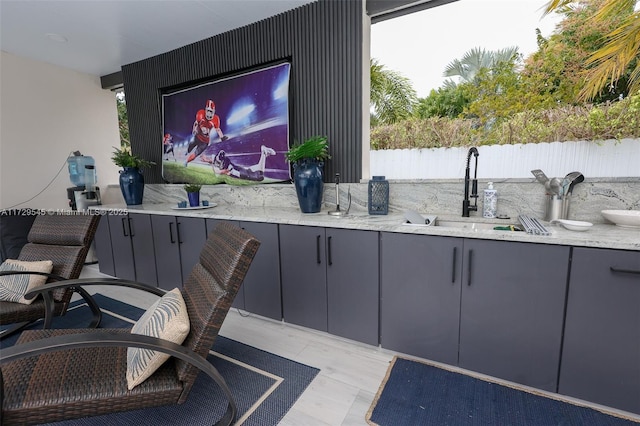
[483,182,497,218]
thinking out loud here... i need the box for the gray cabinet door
[93,214,115,276]
[205,219,237,235]
[151,215,182,290]
[459,239,569,392]
[206,219,244,309]
[280,225,327,331]
[559,247,640,414]
[177,216,207,283]
[128,213,157,287]
[380,232,462,364]
[107,214,135,281]
[239,221,282,320]
[327,228,379,345]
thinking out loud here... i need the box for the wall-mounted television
[161,62,291,185]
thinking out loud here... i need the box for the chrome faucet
[462,147,479,217]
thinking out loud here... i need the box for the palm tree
[116,92,130,149]
[544,0,639,100]
[443,46,519,84]
[370,59,417,126]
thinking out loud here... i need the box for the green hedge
[371,95,640,150]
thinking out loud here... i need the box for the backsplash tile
[144,177,639,224]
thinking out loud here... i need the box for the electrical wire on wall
[3,151,74,210]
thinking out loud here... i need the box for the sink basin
[436,220,510,230]
[401,212,520,231]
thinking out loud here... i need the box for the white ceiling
[0,0,316,77]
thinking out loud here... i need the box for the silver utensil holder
[545,194,570,221]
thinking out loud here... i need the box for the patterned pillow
[127,288,190,390]
[0,259,53,304]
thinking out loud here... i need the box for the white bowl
[553,219,593,232]
[601,210,640,228]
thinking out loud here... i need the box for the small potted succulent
[285,136,330,213]
[111,146,155,205]
[183,183,202,207]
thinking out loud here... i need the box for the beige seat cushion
[127,288,190,390]
[0,259,53,304]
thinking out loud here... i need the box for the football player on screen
[203,145,276,182]
[184,99,229,167]
[163,133,176,161]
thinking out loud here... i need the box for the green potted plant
[183,183,202,207]
[285,135,331,163]
[111,146,155,169]
[285,136,330,213]
[111,146,155,206]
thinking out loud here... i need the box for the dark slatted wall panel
[122,0,363,183]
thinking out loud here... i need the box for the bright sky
[371,0,564,98]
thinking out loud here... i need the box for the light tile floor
[78,265,640,425]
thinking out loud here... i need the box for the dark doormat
[367,356,639,426]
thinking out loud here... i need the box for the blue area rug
[2,294,319,426]
[367,356,638,426]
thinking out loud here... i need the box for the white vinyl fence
[370,139,640,179]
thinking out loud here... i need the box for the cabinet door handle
[467,249,473,286]
[128,218,134,237]
[451,247,457,283]
[610,266,640,275]
[177,221,183,244]
[328,236,333,266]
[121,218,128,237]
[316,235,321,264]
[169,222,175,244]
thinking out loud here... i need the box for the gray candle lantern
[368,176,389,215]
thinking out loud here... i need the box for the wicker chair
[0,213,102,339]
[0,222,260,426]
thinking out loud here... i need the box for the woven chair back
[18,214,100,304]
[175,222,260,402]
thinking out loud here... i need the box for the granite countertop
[95,203,640,251]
